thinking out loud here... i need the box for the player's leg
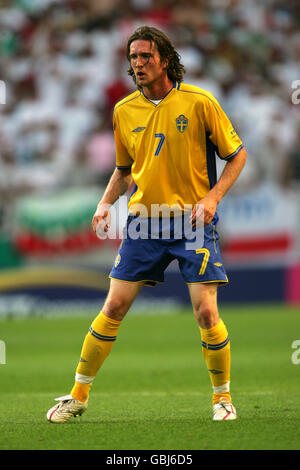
[71,278,143,401]
[47,279,142,423]
[47,225,171,422]
[70,231,171,405]
[188,282,236,420]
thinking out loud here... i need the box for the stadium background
[0,0,300,317]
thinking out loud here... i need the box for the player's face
[129,40,168,89]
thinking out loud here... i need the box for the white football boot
[46,395,88,423]
[213,398,237,421]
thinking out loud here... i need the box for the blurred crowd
[0,0,300,232]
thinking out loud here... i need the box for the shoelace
[57,399,73,410]
[217,400,232,410]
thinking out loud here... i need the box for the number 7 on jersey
[154,133,165,156]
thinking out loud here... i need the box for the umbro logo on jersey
[132,126,146,132]
[214,262,223,267]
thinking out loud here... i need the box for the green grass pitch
[0,304,300,450]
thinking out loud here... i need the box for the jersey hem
[116,165,132,170]
[222,145,244,161]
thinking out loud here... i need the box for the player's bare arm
[191,147,247,226]
[92,168,132,233]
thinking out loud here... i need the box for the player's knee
[194,303,219,329]
[103,297,128,321]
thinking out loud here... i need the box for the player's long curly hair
[126,26,186,86]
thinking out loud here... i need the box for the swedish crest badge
[176,114,188,133]
[114,254,121,268]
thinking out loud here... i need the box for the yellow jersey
[113,81,243,214]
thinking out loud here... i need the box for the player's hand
[190,196,218,227]
[92,203,111,235]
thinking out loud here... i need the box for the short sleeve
[202,93,244,160]
[113,110,133,169]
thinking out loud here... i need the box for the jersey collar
[141,80,179,106]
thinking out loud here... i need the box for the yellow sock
[71,310,121,402]
[199,318,231,405]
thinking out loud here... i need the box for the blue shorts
[110,214,228,286]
